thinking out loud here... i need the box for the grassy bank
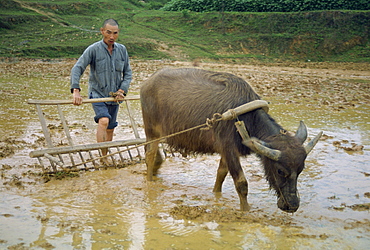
[1,0,369,62]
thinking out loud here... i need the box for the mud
[0,58,369,249]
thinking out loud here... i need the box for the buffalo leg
[225,153,250,211]
[144,140,163,181]
[213,156,228,193]
[153,145,163,174]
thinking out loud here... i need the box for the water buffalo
[140,68,322,212]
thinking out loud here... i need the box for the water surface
[0,59,369,249]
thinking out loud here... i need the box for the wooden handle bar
[27,95,140,105]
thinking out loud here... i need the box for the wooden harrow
[28,94,270,174]
[27,96,145,173]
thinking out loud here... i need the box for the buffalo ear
[295,121,308,144]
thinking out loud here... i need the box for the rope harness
[72,114,223,167]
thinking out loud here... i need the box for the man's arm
[70,46,93,104]
[119,49,132,94]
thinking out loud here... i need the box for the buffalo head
[245,121,322,212]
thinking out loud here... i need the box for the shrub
[161,0,370,12]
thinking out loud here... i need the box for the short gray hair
[102,18,119,28]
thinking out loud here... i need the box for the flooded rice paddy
[0,59,369,249]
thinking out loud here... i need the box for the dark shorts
[92,102,119,129]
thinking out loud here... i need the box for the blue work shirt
[70,40,132,104]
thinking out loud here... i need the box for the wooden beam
[27,95,140,105]
[30,138,146,158]
[221,100,269,120]
[36,104,53,147]
[124,100,143,158]
[57,104,74,146]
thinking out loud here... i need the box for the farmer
[70,18,132,164]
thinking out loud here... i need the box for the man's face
[100,24,119,46]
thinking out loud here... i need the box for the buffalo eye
[277,168,288,177]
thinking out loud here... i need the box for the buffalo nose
[278,196,300,213]
[283,206,299,213]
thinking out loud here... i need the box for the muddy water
[0,59,369,249]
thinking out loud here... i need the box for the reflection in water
[128,211,146,250]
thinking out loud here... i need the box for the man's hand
[114,90,125,102]
[73,89,83,105]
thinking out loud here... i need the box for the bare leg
[97,117,113,157]
[106,128,114,141]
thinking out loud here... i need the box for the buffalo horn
[295,121,308,144]
[304,131,323,154]
[244,138,281,161]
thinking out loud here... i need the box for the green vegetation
[162,0,370,12]
[1,0,369,62]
